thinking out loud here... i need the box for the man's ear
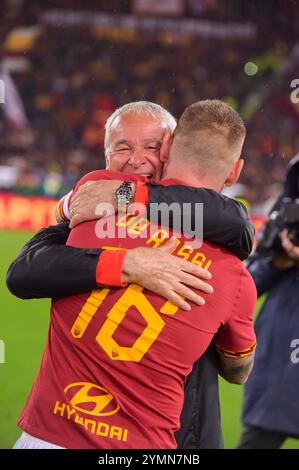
[224,158,244,186]
[160,133,173,163]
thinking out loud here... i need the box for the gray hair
[104,101,177,151]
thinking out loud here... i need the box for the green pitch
[0,229,298,449]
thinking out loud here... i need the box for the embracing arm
[6,224,212,308]
[148,183,254,260]
[8,175,251,301]
[6,223,101,299]
[67,178,254,260]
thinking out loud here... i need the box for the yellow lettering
[53,402,66,416]
[74,414,84,426]
[109,426,123,441]
[127,216,149,236]
[97,284,165,362]
[146,229,170,248]
[84,419,97,434]
[71,238,213,364]
[54,403,129,442]
[71,289,110,338]
[204,260,212,270]
[123,428,128,442]
[66,405,76,420]
[191,252,212,270]
[116,213,138,227]
[177,244,193,261]
[191,252,206,267]
[96,422,109,437]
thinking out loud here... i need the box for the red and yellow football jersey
[18,170,256,449]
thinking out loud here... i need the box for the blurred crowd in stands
[0,0,298,212]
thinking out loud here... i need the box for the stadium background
[0,0,299,449]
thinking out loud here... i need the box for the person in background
[238,154,299,449]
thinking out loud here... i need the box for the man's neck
[162,165,221,191]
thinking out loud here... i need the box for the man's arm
[215,267,257,384]
[217,352,255,385]
[67,179,254,260]
[148,183,254,261]
[8,174,253,302]
[6,223,100,298]
[70,180,254,260]
[6,225,213,309]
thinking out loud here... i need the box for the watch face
[115,182,133,206]
[118,194,129,205]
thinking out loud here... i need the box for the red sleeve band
[57,197,68,222]
[96,249,128,287]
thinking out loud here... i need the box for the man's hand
[121,237,213,311]
[69,180,131,228]
[272,230,299,269]
[280,229,299,262]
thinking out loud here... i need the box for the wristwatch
[114,181,134,208]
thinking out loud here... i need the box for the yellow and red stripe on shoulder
[215,342,256,358]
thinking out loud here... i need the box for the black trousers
[237,425,290,449]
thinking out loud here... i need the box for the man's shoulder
[223,250,256,288]
[203,242,256,296]
[74,170,123,190]
[75,170,147,191]
[208,250,257,323]
[226,257,257,304]
[201,240,244,266]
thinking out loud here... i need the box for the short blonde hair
[172,99,246,175]
[175,99,245,144]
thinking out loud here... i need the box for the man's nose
[129,149,146,168]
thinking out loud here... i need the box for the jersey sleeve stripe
[215,342,256,358]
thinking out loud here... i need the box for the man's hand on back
[121,237,213,311]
